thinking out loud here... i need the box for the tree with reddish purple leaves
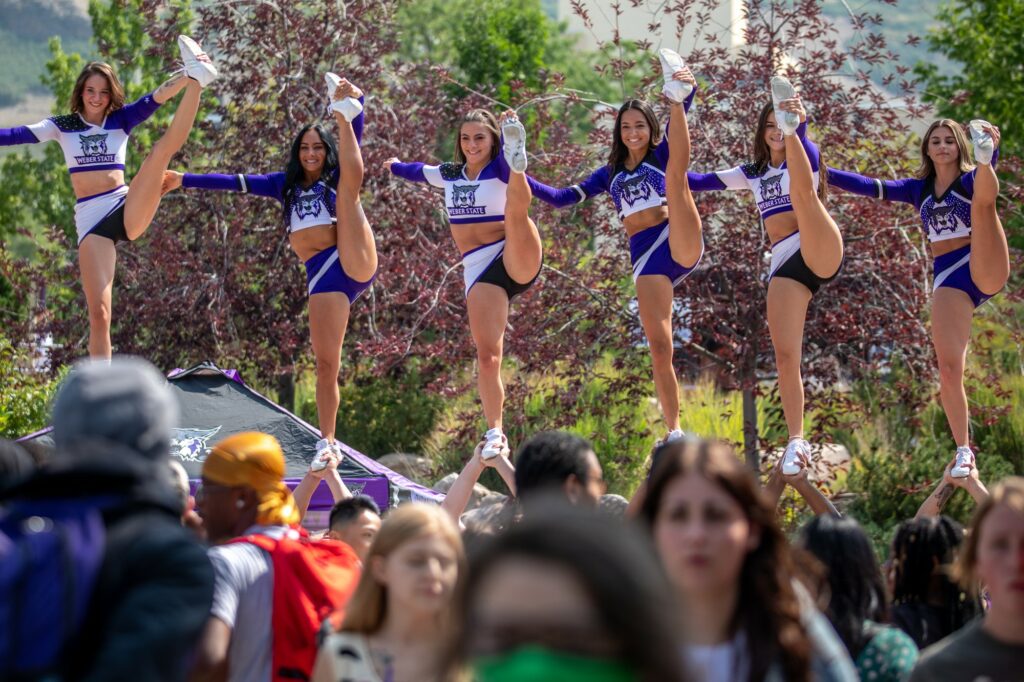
[3,0,982,490]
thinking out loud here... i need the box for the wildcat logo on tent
[171,426,222,462]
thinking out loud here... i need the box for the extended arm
[180,171,286,200]
[528,165,610,208]
[827,167,922,206]
[0,119,59,147]
[440,443,515,522]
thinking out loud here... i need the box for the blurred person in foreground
[451,498,691,682]
[0,357,214,680]
[190,431,360,682]
[909,477,1024,682]
[639,437,857,682]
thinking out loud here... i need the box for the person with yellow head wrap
[193,432,361,682]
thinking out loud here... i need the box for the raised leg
[467,283,511,430]
[636,275,681,431]
[968,163,1009,295]
[767,276,812,438]
[501,171,542,284]
[308,292,351,442]
[78,235,117,359]
[665,101,702,268]
[931,288,975,447]
[123,80,202,239]
[783,133,843,279]
[334,111,377,282]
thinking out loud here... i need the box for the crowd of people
[1,357,1022,682]
[0,29,1019,682]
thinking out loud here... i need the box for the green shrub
[298,364,444,459]
[0,336,61,439]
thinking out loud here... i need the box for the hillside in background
[1,0,953,114]
[821,0,953,82]
[0,0,91,108]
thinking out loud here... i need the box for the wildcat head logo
[620,175,653,207]
[453,184,479,208]
[170,426,222,463]
[760,173,784,200]
[925,203,958,235]
[295,188,324,220]
[74,133,116,164]
[449,183,485,216]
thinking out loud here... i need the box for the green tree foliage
[395,0,642,104]
[0,335,62,439]
[914,0,1024,159]
[0,0,195,336]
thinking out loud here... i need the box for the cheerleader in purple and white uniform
[828,118,1008,478]
[163,77,376,469]
[387,107,549,460]
[0,37,217,358]
[533,50,706,446]
[683,77,845,476]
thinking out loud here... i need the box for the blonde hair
[69,62,126,116]
[342,503,465,634]
[916,119,974,180]
[454,109,500,165]
[957,476,1024,592]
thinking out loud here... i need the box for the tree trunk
[742,386,759,472]
[276,369,295,413]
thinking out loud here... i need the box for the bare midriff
[450,221,507,255]
[71,169,126,199]
[623,205,669,237]
[289,224,337,262]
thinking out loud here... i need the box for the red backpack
[233,530,361,682]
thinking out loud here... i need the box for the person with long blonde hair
[312,504,466,682]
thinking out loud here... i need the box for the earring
[236,499,246,509]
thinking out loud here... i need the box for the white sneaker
[770,76,800,136]
[657,429,688,447]
[481,427,510,460]
[325,72,363,122]
[178,35,217,88]
[311,438,333,472]
[781,437,810,476]
[501,116,528,173]
[658,48,693,104]
[951,445,975,479]
[969,119,995,166]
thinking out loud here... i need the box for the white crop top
[22,93,161,174]
[287,180,337,233]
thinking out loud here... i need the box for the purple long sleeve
[826,168,923,208]
[110,92,162,133]
[793,121,821,172]
[652,87,697,167]
[686,171,729,192]
[390,161,430,183]
[0,126,41,146]
[530,166,611,209]
[352,96,365,145]
[182,172,286,201]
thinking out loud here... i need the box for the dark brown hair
[452,500,692,682]
[607,99,661,169]
[640,438,812,682]
[454,109,500,166]
[916,119,974,180]
[69,62,126,116]
[752,102,828,202]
